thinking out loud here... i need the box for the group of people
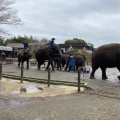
[51,38,75,72]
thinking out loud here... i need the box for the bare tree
[0,0,22,35]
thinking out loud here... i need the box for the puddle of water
[94,68,120,85]
[11,84,44,95]
[26,87,42,93]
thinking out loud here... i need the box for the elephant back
[35,45,60,57]
[17,49,32,58]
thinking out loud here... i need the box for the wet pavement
[1,61,120,98]
[1,62,120,119]
[0,78,78,97]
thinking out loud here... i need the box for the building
[7,42,50,57]
[59,43,92,52]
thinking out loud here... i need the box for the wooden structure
[59,43,92,51]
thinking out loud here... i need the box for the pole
[0,63,2,80]
[48,67,50,87]
[78,69,81,92]
[21,65,24,83]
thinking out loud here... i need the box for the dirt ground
[0,63,120,120]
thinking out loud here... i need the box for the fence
[0,61,90,91]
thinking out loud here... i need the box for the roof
[7,43,24,48]
[7,42,50,48]
[0,46,12,51]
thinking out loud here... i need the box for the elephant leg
[46,60,53,71]
[51,60,54,71]
[37,62,41,70]
[64,60,69,71]
[62,62,65,67]
[26,59,29,69]
[100,67,108,80]
[90,65,99,79]
[117,67,120,80]
[76,65,78,71]
[21,61,24,66]
[18,59,20,67]
[57,58,62,71]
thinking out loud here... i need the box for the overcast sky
[3,0,120,48]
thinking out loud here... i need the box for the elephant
[90,43,120,80]
[64,55,85,71]
[17,49,32,69]
[73,52,88,65]
[53,56,62,70]
[35,45,61,71]
[74,55,84,70]
[61,54,69,67]
[63,51,87,65]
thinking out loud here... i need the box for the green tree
[64,38,94,48]
[65,38,87,45]
[4,35,39,45]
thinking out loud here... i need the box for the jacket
[69,58,75,65]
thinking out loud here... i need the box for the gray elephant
[64,55,84,71]
[35,45,61,71]
[17,49,32,69]
[63,51,87,65]
[90,43,120,80]
[74,55,84,70]
[53,57,62,70]
[61,54,69,67]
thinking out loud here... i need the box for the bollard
[78,69,81,92]
[48,67,50,87]
[0,63,2,80]
[21,65,24,83]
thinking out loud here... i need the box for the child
[69,55,75,72]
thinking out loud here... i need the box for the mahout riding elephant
[64,55,85,71]
[35,45,61,71]
[90,43,120,80]
[17,49,32,69]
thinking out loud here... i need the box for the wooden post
[48,67,50,87]
[21,65,24,83]
[0,63,2,80]
[78,69,81,92]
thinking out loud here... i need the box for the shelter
[0,46,12,51]
[0,46,13,59]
